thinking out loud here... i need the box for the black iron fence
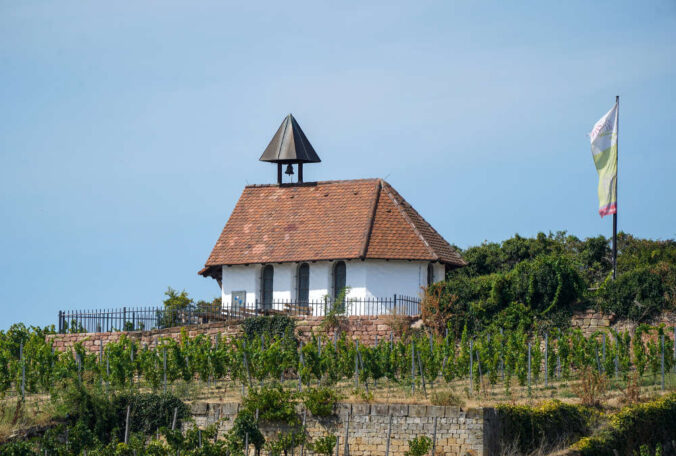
[57,295,421,334]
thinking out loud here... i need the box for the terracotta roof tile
[200,179,465,275]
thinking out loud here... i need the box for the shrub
[112,392,190,437]
[303,387,340,417]
[599,263,676,321]
[405,436,432,456]
[572,366,608,407]
[310,435,338,456]
[497,400,591,455]
[226,408,265,452]
[243,315,296,342]
[575,393,676,456]
[241,383,298,425]
[430,390,464,407]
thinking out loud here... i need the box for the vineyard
[2,320,675,406]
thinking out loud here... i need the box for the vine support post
[385,414,392,456]
[544,334,548,388]
[410,341,415,394]
[124,405,130,444]
[432,416,438,456]
[20,341,25,401]
[527,342,531,395]
[343,412,350,456]
[469,339,473,395]
[163,347,167,394]
[614,333,620,379]
[661,334,665,391]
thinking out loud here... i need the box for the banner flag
[589,103,619,217]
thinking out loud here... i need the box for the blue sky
[1,1,675,330]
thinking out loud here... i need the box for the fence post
[393,294,397,314]
[58,311,63,334]
[123,307,126,331]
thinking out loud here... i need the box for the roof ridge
[380,182,438,260]
[360,179,383,259]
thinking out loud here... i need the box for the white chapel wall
[220,259,445,314]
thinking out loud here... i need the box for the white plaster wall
[307,262,331,301]
[220,259,444,316]
[220,265,258,309]
[433,263,446,284]
[362,260,426,299]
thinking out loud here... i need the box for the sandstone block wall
[189,402,498,456]
[571,310,676,337]
[47,315,416,353]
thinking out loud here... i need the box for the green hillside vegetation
[424,232,676,335]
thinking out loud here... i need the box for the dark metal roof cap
[259,114,321,163]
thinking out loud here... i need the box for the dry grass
[0,396,56,442]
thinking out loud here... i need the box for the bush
[497,400,591,455]
[242,315,296,342]
[112,392,190,438]
[241,383,298,425]
[405,436,432,456]
[575,393,676,456]
[310,435,337,456]
[50,382,189,444]
[599,263,676,321]
[303,387,340,416]
[430,390,464,407]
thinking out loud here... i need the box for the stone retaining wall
[47,315,416,353]
[189,401,498,456]
[571,310,676,336]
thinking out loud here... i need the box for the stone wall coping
[190,401,491,418]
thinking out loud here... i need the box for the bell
[284,164,294,176]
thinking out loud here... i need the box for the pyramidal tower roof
[259,114,321,164]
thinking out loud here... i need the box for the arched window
[297,263,310,304]
[333,261,346,300]
[261,265,274,310]
[427,263,435,288]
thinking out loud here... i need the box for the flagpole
[612,95,619,280]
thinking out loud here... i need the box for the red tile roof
[199,179,465,278]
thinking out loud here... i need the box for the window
[333,261,346,300]
[297,263,310,304]
[427,263,435,288]
[261,265,274,310]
